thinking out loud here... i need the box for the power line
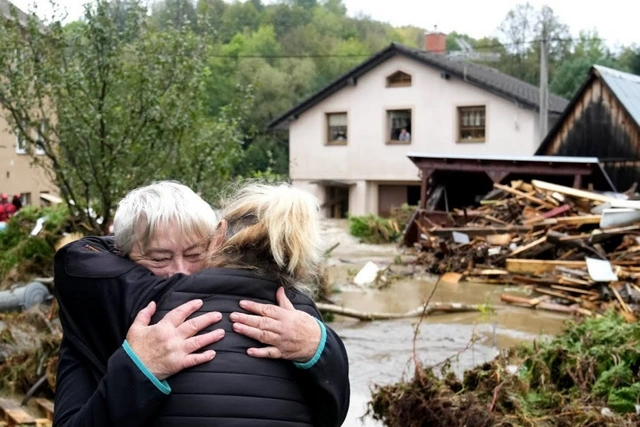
[205,37,608,59]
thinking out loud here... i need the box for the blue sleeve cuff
[294,318,327,370]
[122,340,171,395]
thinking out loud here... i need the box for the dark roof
[406,152,616,191]
[268,43,569,129]
[536,65,640,155]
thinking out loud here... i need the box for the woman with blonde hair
[54,181,350,427]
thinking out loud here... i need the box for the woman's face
[129,226,210,277]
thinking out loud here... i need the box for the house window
[386,71,412,87]
[458,106,486,142]
[326,112,347,145]
[387,109,412,143]
[15,133,26,154]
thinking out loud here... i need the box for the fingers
[276,287,295,311]
[229,312,278,331]
[247,346,282,359]
[183,328,225,354]
[181,350,216,369]
[239,300,280,319]
[232,322,280,344]
[132,301,156,327]
[162,299,203,327]
[178,311,223,337]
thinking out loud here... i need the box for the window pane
[328,113,347,126]
[388,110,411,141]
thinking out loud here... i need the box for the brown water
[318,219,569,426]
[329,278,568,427]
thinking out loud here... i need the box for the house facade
[269,36,568,217]
[537,65,640,193]
[0,0,58,207]
[0,112,58,207]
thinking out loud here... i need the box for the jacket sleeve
[291,300,350,427]
[53,337,170,427]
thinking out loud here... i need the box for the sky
[10,0,640,49]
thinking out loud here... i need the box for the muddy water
[330,279,568,426]
[319,220,569,427]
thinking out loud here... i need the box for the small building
[536,65,640,192]
[269,34,568,218]
[402,152,615,245]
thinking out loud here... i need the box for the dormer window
[386,71,412,87]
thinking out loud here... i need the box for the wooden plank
[522,204,571,225]
[506,236,547,257]
[494,183,556,208]
[555,215,601,225]
[550,285,599,295]
[534,287,582,303]
[35,399,54,422]
[558,276,593,287]
[4,409,36,426]
[610,284,632,314]
[0,399,36,426]
[428,226,531,237]
[531,180,616,203]
[506,259,587,275]
[35,419,51,427]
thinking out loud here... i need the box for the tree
[550,31,617,98]
[0,0,246,233]
[496,3,570,85]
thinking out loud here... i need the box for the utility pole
[539,34,549,139]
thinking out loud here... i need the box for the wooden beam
[428,226,531,237]
[531,180,616,203]
[506,259,587,275]
[493,183,556,208]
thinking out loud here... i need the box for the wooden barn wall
[541,79,640,190]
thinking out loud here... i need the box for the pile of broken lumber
[414,179,640,319]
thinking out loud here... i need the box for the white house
[268,33,569,217]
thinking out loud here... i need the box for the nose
[168,257,190,276]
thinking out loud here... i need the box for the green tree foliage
[0,0,247,233]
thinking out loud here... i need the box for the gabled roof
[536,65,640,155]
[595,65,640,128]
[268,43,569,129]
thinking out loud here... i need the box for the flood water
[328,277,569,427]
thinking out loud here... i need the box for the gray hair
[113,180,218,254]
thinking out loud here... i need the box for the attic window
[386,71,412,87]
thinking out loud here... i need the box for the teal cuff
[294,318,327,370]
[122,340,171,395]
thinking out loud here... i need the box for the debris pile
[0,204,72,288]
[368,312,640,427]
[412,180,640,317]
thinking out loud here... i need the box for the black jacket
[53,236,350,427]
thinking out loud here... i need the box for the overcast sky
[11,0,640,49]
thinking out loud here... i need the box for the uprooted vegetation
[0,204,73,288]
[349,204,416,244]
[368,312,640,426]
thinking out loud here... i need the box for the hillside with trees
[0,0,638,232]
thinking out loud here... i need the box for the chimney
[425,31,446,54]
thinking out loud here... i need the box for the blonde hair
[209,183,324,293]
[113,181,218,254]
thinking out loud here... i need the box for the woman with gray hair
[54,181,350,427]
